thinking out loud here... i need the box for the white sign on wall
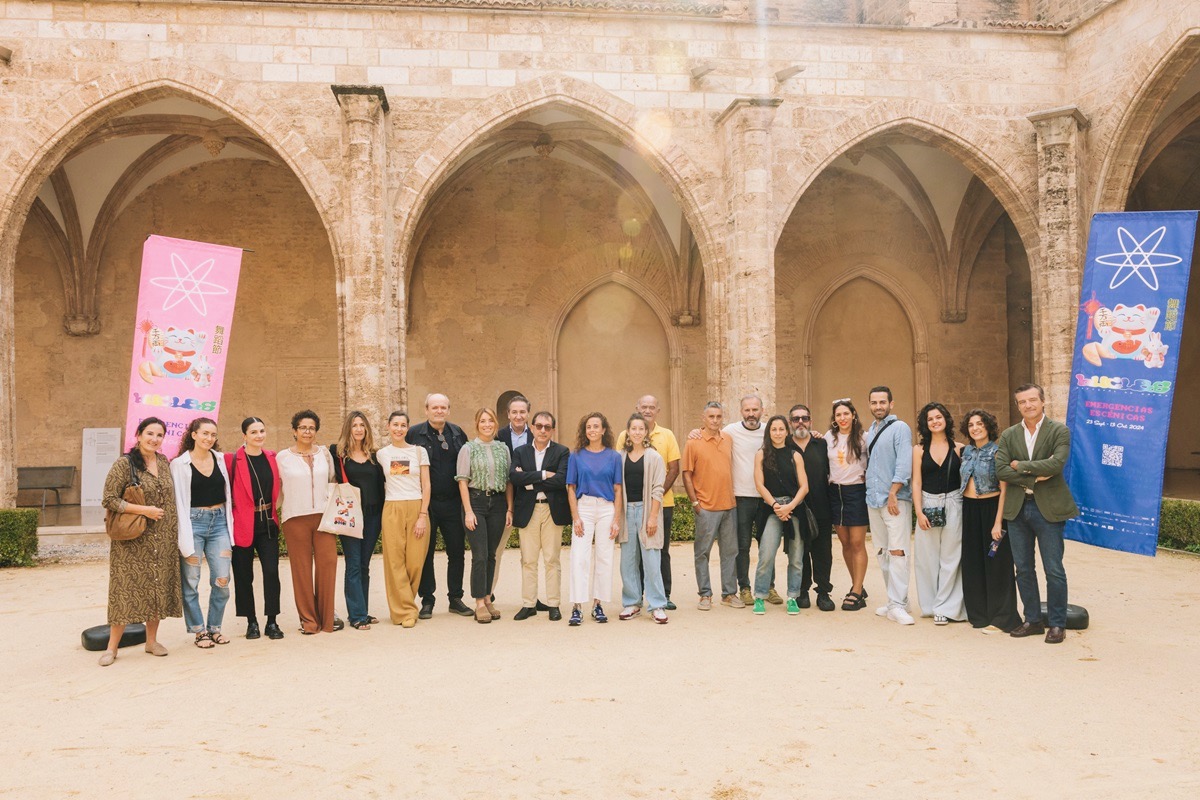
[82,428,122,507]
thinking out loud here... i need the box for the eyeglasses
[436,431,448,450]
[791,416,810,423]
[296,426,316,432]
[532,423,554,431]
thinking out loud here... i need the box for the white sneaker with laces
[651,609,668,624]
[887,607,915,625]
[876,605,890,617]
[619,606,641,620]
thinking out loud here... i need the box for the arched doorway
[403,102,703,432]
[554,281,672,435]
[1120,55,1200,492]
[11,91,340,505]
[775,127,1034,430]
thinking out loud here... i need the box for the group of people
[95,382,1077,665]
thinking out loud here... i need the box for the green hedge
[0,508,39,567]
[1160,498,1200,553]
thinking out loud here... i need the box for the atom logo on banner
[1094,226,1183,291]
[149,252,230,316]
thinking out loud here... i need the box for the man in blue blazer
[509,411,572,621]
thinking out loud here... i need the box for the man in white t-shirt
[688,395,780,607]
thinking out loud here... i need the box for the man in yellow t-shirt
[615,395,681,610]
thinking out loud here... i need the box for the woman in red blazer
[224,417,284,640]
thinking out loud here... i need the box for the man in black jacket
[509,411,571,621]
[406,393,473,619]
[789,403,836,612]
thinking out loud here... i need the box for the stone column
[715,97,782,411]
[1028,106,1089,416]
[332,86,393,427]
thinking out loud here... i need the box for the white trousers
[868,500,912,610]
[914,491,966,620]
[570,495,615,604]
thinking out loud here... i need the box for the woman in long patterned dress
[98,417,182,666]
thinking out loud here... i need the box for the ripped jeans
[181,508,232,634]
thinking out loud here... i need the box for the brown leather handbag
[105,455,147,542]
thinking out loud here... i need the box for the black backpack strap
[866,419,897,459]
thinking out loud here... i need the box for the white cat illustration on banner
[1081,303,1162,368]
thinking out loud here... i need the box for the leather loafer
[1009,621,1046,638]
[1044,626,1065,644]
[245,621,261,640]
[449,598,474,617]
[514,606,537,621]
[548,607,562,621]
[798,592,811,609]
[264,622,284,640]
[535,600,551,612]
[664,599,677,611]
[418,603,434,620]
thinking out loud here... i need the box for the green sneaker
[753,598,766,615]
[786,598,800,616]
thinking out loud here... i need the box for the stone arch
[549,272,683,430]
[801,265,931,409]
[394,73,722,288]
[1094,31,1200,212]
[0,61,345,503]
[774,101,1039,266]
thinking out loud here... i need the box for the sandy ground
[3,538,1200,799]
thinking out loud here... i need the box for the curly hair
[177,416,220,458]
[574,412,614,451]
[291,409,320,431]
[959,408,999,443]
[916,402,955,448]
[829,400,865,463]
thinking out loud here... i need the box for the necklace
[246,451,269,522]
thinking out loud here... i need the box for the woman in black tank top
[911,402,966,625]
[751,416,810,616]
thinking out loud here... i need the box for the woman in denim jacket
[959,409,1021,633]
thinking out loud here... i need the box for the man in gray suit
[995,383,1078,645]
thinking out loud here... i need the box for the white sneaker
[875,605,890,617]
[651,609,668,624]
[933,614,948,626]
[618,606,641,620]
[887,607,915,625]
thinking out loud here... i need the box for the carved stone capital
[1027,106,1089,147]
[63,314,100,336]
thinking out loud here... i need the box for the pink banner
[123,235,243,455]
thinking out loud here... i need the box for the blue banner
[1065,211,1196,556]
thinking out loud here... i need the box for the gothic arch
[774,102,1039,267]
[393,73,722,287]
[548,272,683,429]
[801,265,931,407]
[1094,30,1200,212]
[0,61,345,503]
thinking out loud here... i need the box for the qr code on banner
[1101,444,1124,467]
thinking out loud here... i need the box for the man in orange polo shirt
[681,401,742,610]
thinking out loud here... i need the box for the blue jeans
[181,508,232,633]
[755,498,805,599]
[620,502,668,610]
[341,504,382,625]
[1007,496,1069,628]
[693,508,737,598]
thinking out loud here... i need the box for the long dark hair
[622,414,656,453]
[574,412,614,451]
[916,402,955,448]
[959,408,999,444]
[829,400,865,463]
[178,416,219,458]
[128,417,167,471]
[760,415,792,473]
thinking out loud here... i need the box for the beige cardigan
[617,447,667,549]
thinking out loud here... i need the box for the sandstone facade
[1,0,1198,504]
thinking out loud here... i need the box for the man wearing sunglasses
[407,393,472,618]
[788,404,835,612]
[509,411,571,621]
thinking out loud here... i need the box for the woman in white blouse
[276,409,339,635]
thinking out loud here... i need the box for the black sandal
[194,631,215,649]
[350,619,371,630]
[841,592,866,611]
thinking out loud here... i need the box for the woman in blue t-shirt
[565,412,624,626]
